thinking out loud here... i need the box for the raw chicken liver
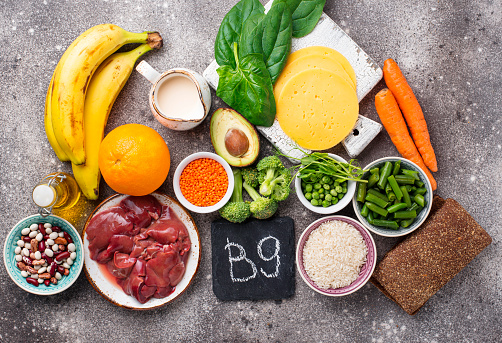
[86,195,191,304]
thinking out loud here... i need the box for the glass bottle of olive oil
[32,172,81,216]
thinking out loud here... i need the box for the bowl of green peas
[295,154,357,214]
[352,157,433,237]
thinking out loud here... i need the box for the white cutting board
[203,2,383,160]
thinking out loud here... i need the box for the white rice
[303,220,368,289]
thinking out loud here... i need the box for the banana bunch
[45,24,163,199]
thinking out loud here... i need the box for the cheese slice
[276,68,359,150]
[288,46,356,88]
[274,54,355,99]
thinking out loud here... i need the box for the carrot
[383,59,438,172]
[375,88,437,191]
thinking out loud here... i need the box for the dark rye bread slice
[371,196,492,315]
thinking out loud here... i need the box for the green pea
[318,188,324,194]
[304,192,312,200]
[322,176,331,184]
[305,184,313,193]
[322,200,331,207]
[338,193,344,199]
[301,181,307,189]
[314,183,322,190]
[323,184,330,190]
[332,198,339,205]
[311,199,319,206]
[335,186,343,193]
[330,189,338,197]
[325,194,333,202]
[319,193,325,199]
[312,192,319,200]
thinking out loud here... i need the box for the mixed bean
[301,175,348,208]
[15,222,77,287]
[357,161,427,229]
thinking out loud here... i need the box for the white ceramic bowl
[352,156,433,237]
[296,216,377,296]
[173,152,234,213]
[295,153,357,214]
[4,214,83,295]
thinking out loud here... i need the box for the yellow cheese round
[276,68,359,150]
[274,54,355,99]
[288,46,356,88]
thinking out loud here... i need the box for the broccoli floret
[270,169,292,201]
[219,169,251,223]
[241,167,259,188]
[243,181,278,220]
[256,156,285,196]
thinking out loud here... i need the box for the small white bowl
[173,152,234,213]
[295,153,357,214]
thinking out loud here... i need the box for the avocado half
[210,108,260,167]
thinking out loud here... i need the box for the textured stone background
[0,0,500,342]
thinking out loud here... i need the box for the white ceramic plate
[82,192,201,310]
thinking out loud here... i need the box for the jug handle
[136,61,161,84]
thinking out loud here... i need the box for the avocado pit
[225,128,249,157]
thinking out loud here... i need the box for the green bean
[411,186,417,192]
[366,202,389,217]
[394,199,401,206]
[387,191,396,202]
[414,194,425,207]
[415,180,424,188]
[387,175,403,200]
[377,162,393,190]
[385,182,393,195]
[408,202,423,213]
[400,186,412,208]
[401,169,420,180]
[400,218,415,228]
[367,189,389,202]
[370,167,380,175]
[372,219,400,229]
[392,160,401,175]
[360,203,369,217]
[365,193,389,208]
[394,175,416,185]
[413,188,427,196]
[387,202,408,213]
[367,211,374,224]
[394,210,417,219]
[356,183,367,203]
[405,185,413,192]
[367,173,379,188]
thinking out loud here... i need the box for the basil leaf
[216,44,276,127]
[215,0,265,68]
[238,13,265,59]
[260,0,292,83]
[286,0,325,38]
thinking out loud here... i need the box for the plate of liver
[82,192,201,310]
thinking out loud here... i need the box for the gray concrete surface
[0,0,501,342]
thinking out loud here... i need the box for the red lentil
[179,158,228,207]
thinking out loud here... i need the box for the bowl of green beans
[352,157,433,237]
[295,154,358,214]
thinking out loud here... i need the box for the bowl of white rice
[296,216,376,296]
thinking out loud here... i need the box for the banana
[51,24,162,165]
[72,43,157,200]
[44,73,70,161]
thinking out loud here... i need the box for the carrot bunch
[180,158,229,207]
[375,59,437,190]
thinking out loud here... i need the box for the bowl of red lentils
[173,152,234,213]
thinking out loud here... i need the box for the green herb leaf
[260,0,293,83]
[286,0,326,38]
[216,43,276,127]
[215,0,265,68]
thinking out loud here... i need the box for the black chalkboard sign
[211,217,295,301]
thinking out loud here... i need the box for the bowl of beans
[295,154,357,214]
[3,214,83,295]
[352,156,433,237]
[173,152,234,213]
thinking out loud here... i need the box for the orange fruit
[98,124,170,196]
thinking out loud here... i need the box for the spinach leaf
[260,0,292,83]
[238,13,266,59]
[217,43,276,127]
[286,0,325,38]
[215,0,265,68]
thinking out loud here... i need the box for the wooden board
[203,2,383,161]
